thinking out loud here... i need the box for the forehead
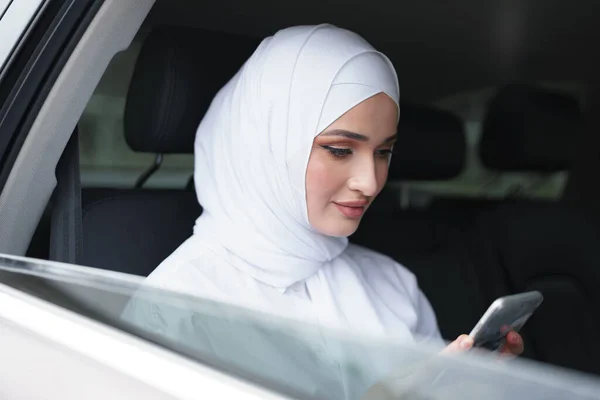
[323,93,398,138]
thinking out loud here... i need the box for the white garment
[128,237,440,340]
[187,23,440,339]
[122,24,442,398]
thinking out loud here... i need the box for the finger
[500,331,524,356]
[507,331,524,355]
[442,334,474,354]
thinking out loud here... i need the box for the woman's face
[306,93,398,237]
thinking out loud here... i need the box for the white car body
[0,260,286,399]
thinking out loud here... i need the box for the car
[0,0,599,398]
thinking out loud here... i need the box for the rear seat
[480,84,578,176]
[78,26,600,374]
[472,85,600,374]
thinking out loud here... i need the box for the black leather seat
[80,27,258,275]
[81,189,200,275]
[480,84,579,175]
[472,85,600,374]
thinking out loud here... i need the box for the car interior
[7,0,600,378]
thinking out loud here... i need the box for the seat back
[81,189,201,275]
[80,27,258,275]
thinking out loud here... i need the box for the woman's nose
[347,158,378,196]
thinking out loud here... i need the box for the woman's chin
[313,217,362,238]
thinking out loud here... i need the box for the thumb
[442,334,474,354]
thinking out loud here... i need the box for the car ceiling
[141,0,600,103]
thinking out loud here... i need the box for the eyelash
[320,145,393,159]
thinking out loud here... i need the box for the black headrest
[479,84,581,173]
[390,104,466,181]
[124,27,259,153]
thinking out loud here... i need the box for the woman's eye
[321,145,353,158]
[375,148,393,158]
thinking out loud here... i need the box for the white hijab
[190,24,437,340]
[193,24,398,284]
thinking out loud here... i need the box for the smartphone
[469,291,544,351]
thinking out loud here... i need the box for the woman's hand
[361,332,524,399]
[442,331,524,357]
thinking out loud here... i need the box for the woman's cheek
[307,156,340,199]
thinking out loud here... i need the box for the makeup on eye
[319,144,394,159]
[320,145,353,158]
[375,148,393,158]
[315,129,397,159]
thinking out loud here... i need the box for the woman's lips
[334,201,368,219]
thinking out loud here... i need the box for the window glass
[0,256,598,400]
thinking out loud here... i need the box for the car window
[1,256,599,400]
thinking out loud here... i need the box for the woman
[123,24,522,397]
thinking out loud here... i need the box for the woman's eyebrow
[321,129,368,141]
[321,129,398,143]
